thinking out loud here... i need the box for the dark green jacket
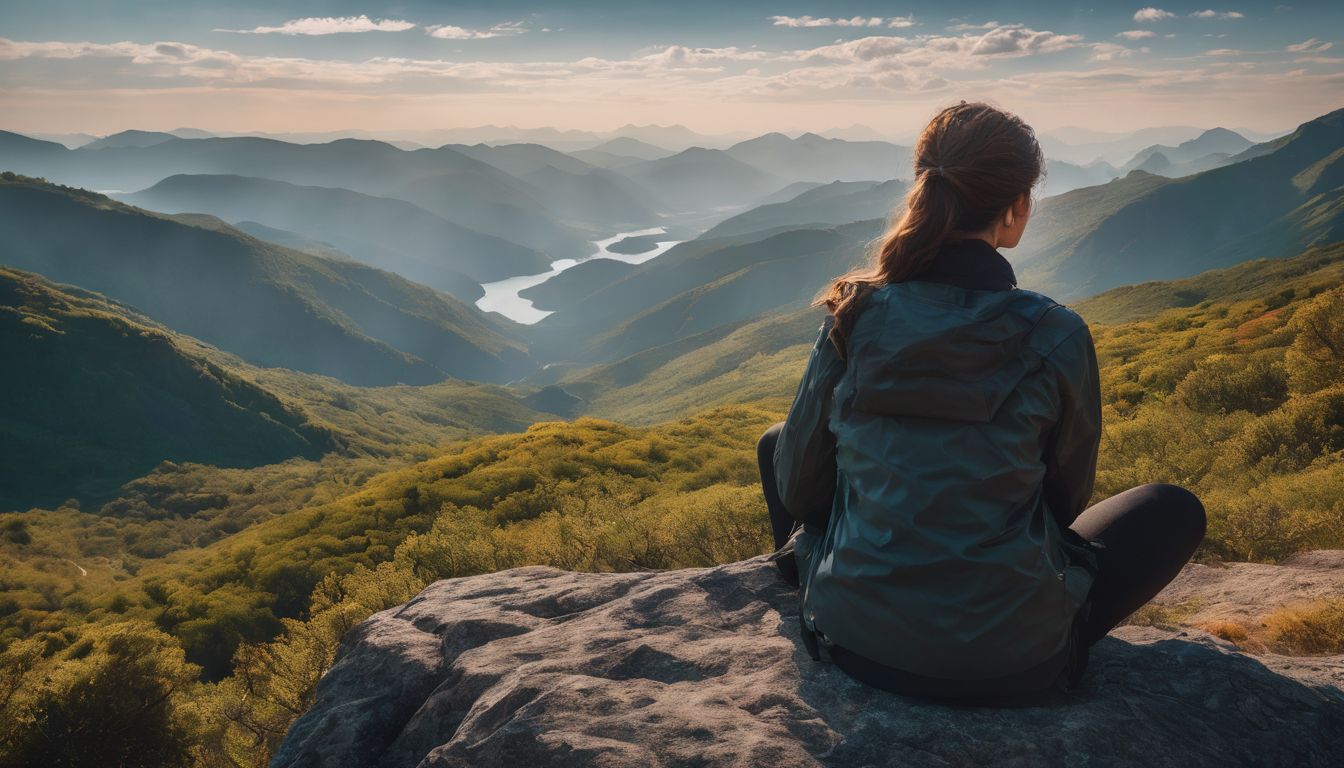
[776,246,1101,692]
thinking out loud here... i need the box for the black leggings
[756,423,1206,648]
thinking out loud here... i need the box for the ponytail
[816,102,1043,358]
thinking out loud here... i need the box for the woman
[757,102,1206,699]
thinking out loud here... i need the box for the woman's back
[790,266,1098,691]
[759,102,1203,700]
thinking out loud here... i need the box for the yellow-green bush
[1263,598,1344,655]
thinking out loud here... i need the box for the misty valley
[2,109,1344,765]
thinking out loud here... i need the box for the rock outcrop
[273,556,1344,768]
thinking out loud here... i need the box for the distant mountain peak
[82,129,180,150]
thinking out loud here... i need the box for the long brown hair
[818,101,1043,357]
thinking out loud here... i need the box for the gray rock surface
[273,556,1344,768]
[1149,550,1344,627]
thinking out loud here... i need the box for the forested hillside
[0,267,336,509]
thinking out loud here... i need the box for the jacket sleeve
[1042,324,1102,529]
[773,316,847,527]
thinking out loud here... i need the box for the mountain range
[3,106,1342,452]
[1012,108,1344,299]
[122,174,548,301]
[0,175,533,386]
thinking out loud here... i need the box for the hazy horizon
[5,120,1300,148]
[2,1,1340,138]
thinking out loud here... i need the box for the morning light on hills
[2,2,1343,767]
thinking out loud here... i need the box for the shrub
[1173,353,1289,415]
[1198,620,1250,645]
[1263,599,1344,655]
[1228,386,1344,474]
[1285,286,1344,394]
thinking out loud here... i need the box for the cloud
[1204,48,1244,56]
[1092,43,1140,61]
[948,21,1002,32]
[769,16,913,28]
[217,15,416,35]
[1116,30,1157,39]
[1190,10,1246,19]
[0,37,236,65]
[1287,38,1332,53]
[637,45,772,69]
[426,21,528,40]
[970,26,1083,56]
[9,21,1323,125]
[1133,8,1176,22]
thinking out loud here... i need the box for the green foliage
[196,562,423,767]
[0,264,555,511]
[0,407,762,766]
[1085,247,1344,560]
[1173,353,1289,415]
[1285,285,1344,393]
[1225,387,1344,474]
[0,621,201,768]
[0,267,338,510]
[1,519,29,545]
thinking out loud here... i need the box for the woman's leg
[1069,483,1207,647]
[757,422,798,552]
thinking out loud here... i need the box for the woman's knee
[757,422,784,464]
[1143,483,1207,542]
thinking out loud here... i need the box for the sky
[1,1,1341,139]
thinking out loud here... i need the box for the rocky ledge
[273,555,1344,768]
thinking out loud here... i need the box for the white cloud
[1204,48,1244,56]
[771,16,878,28]
[217,15,416,35]
[1133,8,1176,22]
[970,26,1083,56]
[1092,43,1140,61]
[770,16,913,28]
[637,45,772,68]
[1190,10,1245,19]
[948,21,1001,32]
[0,37,236,65]
[1287,38,1332,53]
[426,21,528,40]
[1117,30,1157,39]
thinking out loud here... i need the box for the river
[475,226,682,324]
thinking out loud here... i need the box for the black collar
[916,238,1017,291]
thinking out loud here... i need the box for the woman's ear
[1014,192,1032,219]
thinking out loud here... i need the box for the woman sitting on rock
[756,101,1206,699]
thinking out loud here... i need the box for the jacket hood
[842,283,1077,423]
